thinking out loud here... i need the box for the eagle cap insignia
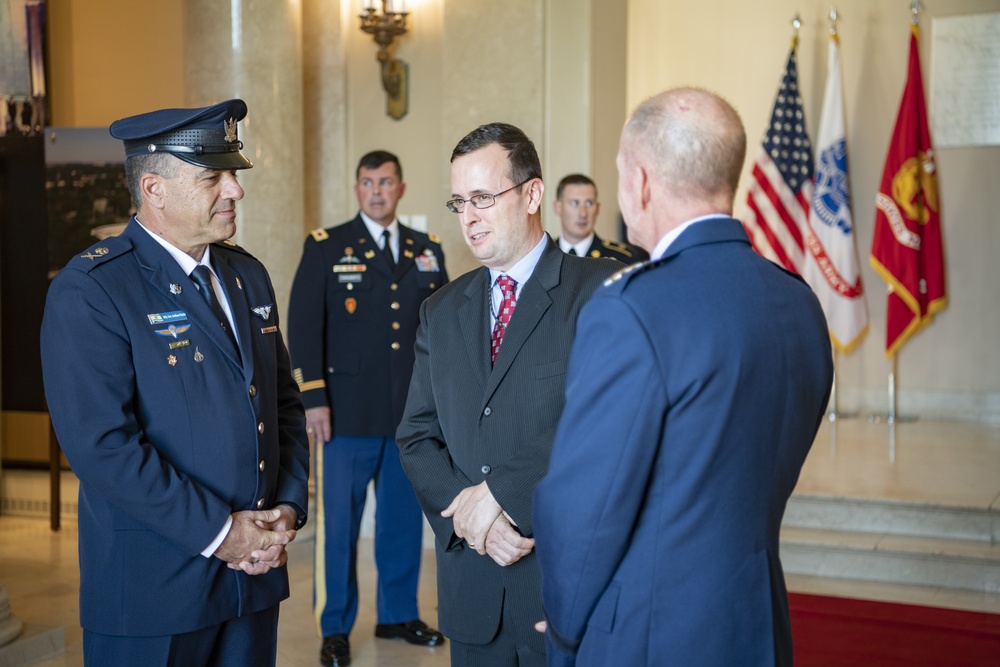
[224,117,238,143]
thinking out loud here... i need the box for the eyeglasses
[446,178,532,214]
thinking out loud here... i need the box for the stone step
[780,526,1000,594]
[785,493,999,543]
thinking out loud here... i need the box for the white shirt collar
[651,214,731,260]
[359,210,400,251]
[487,233,548,328]
[558,233,594,256]
[489,233,548,292]
[135,217,213,276]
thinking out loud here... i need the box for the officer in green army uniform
[287,150,446,667]
[553,173,649,263]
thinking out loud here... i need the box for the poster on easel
[44,128,132,277]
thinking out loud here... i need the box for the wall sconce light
[360,0,409,120]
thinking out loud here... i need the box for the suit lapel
[458,269,491,392]
[482,238,560,402]
[126,222,243,369]
[213,250,253,376]
[585,235,601,257]
[395,226,417,279]
[351,215,393,278]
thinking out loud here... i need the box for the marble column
[183,0,305,321]
[302,0,350,235]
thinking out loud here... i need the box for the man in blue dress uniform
[287,151,447,667]
[40,99,310,666]
[534,88,833,667]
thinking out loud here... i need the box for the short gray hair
[124,152,179,210]
[623,88,746,202]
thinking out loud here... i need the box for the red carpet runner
[789,592,1000,666]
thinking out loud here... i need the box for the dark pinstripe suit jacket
[397,237,618,646]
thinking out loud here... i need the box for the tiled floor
[798,417,1000,509]
[1,417,999,665]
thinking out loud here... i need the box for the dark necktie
[190,265,239,352]
[490,275,517,367]
[381,229,396,272]
[568,247,578,256]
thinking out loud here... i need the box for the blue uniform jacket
[40,219,310,637]
[287,215,447,436]
[535,218,833,666]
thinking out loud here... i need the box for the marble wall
[628,0,1000,422]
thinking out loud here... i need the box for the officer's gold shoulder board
[602,239,632,255]
[311,228,330,242]
[215,239,253,257]
[602,260,645,287]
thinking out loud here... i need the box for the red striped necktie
[490,274,517,367]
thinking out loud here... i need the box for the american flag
[743,45,814,274]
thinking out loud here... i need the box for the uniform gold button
[249,384,257,397]
[390,301,400,310]
[430,283,436,289]
[259,459,265,471]
[392,322,400,330]
[391,342,400,351]
[390,283,398,291]
[256,498,265,509]
[258,422,265,434]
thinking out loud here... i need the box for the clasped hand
[214,505,298,576]
[442,482,534,566]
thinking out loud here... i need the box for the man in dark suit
[553,173,648,263]
[287,151,446,667]
[40,99,310,666]
[396,123,618,667]
[533,88,834,667]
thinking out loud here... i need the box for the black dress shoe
[374,619,445,646]
[320,634,351,667]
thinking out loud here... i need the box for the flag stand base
[865,413,918,424]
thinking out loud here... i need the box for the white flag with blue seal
[803,34,868,353]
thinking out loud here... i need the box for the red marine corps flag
[870,22,946,358]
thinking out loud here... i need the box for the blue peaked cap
[109,99,252,170]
